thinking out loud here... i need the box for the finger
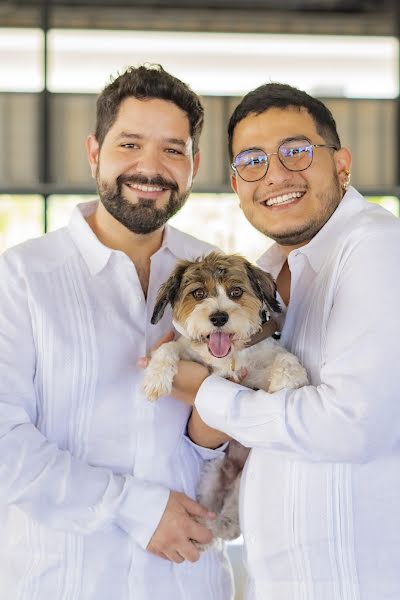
[181,495,216,520]
[137,331,175,369]
[137,356,150,368]
[165,550,185,564]
[176,541,201,563]
[187,520,213,546]
[149,549,170,561]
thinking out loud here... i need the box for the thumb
[181,494,216,520]
[136,331,175,369]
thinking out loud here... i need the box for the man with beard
[162,83,400,599]
[0,65,234,600]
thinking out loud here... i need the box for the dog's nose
[209,311,229,327]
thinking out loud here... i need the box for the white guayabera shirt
[196,187,400,600]
[0,201,233,600]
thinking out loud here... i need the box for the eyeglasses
[231,139,338,182]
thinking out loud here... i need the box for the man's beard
[258,171,343,246]
[97,171,192,234]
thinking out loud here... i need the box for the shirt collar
[296,186,365,273]
[68,200,112,276]
[68,200,190,276]
[157,223,200,262]
[257,186,366,274]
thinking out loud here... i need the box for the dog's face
[151,251,280,360]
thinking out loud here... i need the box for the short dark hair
[228,82,341,160]
[95,64,204,154]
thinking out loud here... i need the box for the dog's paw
[268,353,309,393]
[142,368,172,402]
[213,515,241,541]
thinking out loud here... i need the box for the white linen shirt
[0,201,233,600]
[196,187,400,600]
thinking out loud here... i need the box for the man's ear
[86,134,100,179]
[231,172,238,194]
[193,150,201,179]
[334,146,352,187]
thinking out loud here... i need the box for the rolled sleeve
[183,431,228,460]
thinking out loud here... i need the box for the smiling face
[86,96,199,234]
[231,106,351,252]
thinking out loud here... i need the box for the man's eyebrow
[164,137,187,148]
[235,135,312,155]
[114,132,187,147]
[115,132,142,141]
[279,135,312,144]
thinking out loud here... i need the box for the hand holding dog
[138,332,209,406]
[146,490,215,563]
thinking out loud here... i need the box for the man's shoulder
[0,226,76,275]
[343,201,400,245]
[167,225,218,261]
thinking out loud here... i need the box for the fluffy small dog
[143,251,308,545]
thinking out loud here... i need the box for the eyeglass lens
[233,139,314,182]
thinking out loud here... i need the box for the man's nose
[133,148,164,175]
[263,153,291,184]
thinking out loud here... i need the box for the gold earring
[342,169,351,191]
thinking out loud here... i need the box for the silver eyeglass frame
[231,142,338,182]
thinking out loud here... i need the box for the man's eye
[229,287,243,299]
[166,148,183,155]
[286,146,308,157]
[192,288,207,300]
[242,155,267,167]
[121,143,138,149]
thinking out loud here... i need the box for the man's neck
[86,202,164,264]
[86,202,164,296]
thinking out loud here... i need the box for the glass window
[0,195,43,253]
[367,196,399,217]
[46,193,271,263]
[0,29,44,92]
[48,29,398,98]
[47,194,95,232]
[170,194,272,262]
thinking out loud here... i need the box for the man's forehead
[232,107,317,148]
[105,96,192,143]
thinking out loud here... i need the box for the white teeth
[126,183,163,192]
[265,191,303,206]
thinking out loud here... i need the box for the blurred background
[1,0,400,595]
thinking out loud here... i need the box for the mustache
[117,173,179,192]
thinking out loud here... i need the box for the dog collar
[244,318,280,348]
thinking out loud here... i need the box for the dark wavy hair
[228,82,341,160]
[95,64,204,155]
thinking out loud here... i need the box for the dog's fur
[142,251,308,546]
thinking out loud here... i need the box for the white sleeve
[195,229,400,463]
[0,253,169,549]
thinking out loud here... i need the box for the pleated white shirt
[196,187,400,600]
[0,201,233,600]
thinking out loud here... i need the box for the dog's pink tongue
[208,332,231,358]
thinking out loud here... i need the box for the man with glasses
[166,83,400,599]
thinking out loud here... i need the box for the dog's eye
[192,288,207,300]
[229,286,243,299]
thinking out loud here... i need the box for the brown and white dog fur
[142,251,308,546]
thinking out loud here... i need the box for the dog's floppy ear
[245,262,281,317]
[151,261,189,324]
